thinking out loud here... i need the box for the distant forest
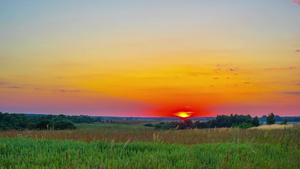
[147,114,260,130]
[0,112,102,130]
[0,111,299,131]
[147,113,299,130]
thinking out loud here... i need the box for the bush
[34,120,75,130]
[50,121,76,130]
[233,122,253,129]
[0,123,7,130]
[35,120,51,130]
[26,122,36,130]
[144,123,154,127]
[193,121,208,129]
[155,122,171,130]
[280,119,288,125]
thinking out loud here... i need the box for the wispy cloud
[214,64,238,73]
[52,89,81,93]
[187,72,212,77]
[292,0,300,5]
[8,86,21,89]
[265,67,299,71]
[0,79,7,85]
[296,49,300,53]
[283,92,300,95]
[243,82,251,84]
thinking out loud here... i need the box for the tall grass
[1,126,299,148]
[0,137,299,169]
[0,125,299,168]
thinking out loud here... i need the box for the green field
[0,123,299,169]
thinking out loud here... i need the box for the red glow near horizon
[154,105,213,117]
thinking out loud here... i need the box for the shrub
[280,119,288,125]
[232,122,253,129]
[35,120,51,130]
[144,123,154,127]
[50,121,76,130]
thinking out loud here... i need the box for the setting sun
[176,112,193,118]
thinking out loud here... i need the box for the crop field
[0,123,299,169]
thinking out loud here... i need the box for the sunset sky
[1,0,300,117]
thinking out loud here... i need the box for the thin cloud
[53,89,81,93]
[243,82,251,84]
[265,67,299,71]
[0,79,7,85]
[283,92,300,95]
[8,86,21,89]
[214,64,238,73]
[292,0,300,5]
[188,72,212,77]
[296,50,300,53]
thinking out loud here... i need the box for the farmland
[0,123,299,168]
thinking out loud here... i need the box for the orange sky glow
[1,1,300,117]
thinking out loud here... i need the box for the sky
[1,0,300,117]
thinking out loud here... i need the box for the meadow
[0,123,299,168]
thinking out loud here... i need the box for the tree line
[26,114,102,123]
[146,113,281,130]
[0,112,102,130]
[260,114,298,122]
